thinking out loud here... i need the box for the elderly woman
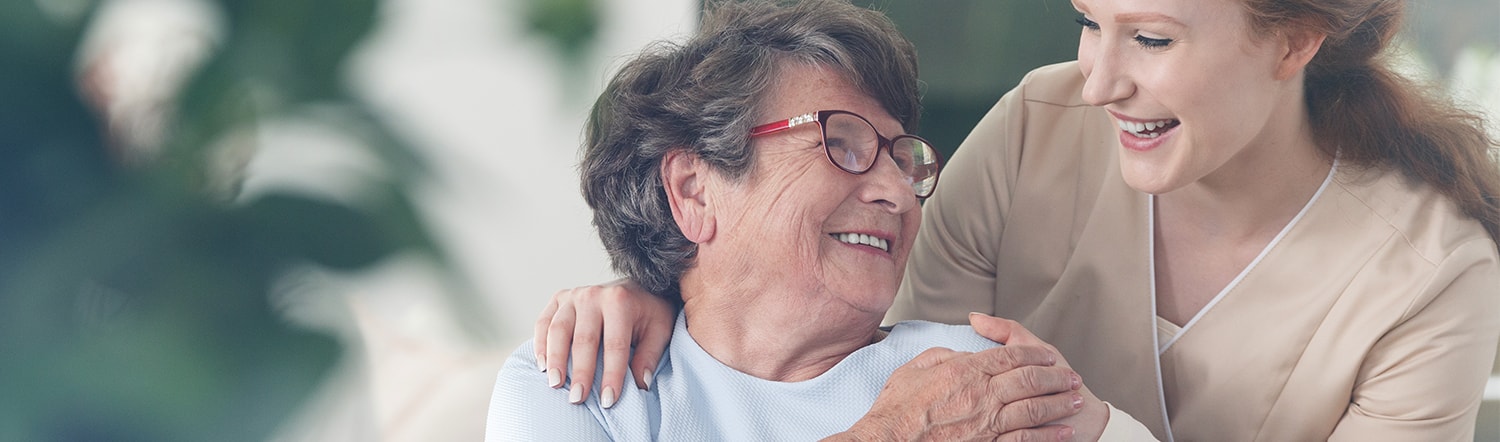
[486,0,1156,440]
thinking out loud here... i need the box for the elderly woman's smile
[831,232,890,253]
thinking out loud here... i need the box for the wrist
[1077,398,1111,442]
[836,412,909,441]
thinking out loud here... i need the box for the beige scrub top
[887,62,1500,441]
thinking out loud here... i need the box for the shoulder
[1326,166,1500,317]
[1332,166,1498,269]
[965,61,1114,169]
[487,341,614,440]
[1013,61,1091,108]
[494,341,549,394]
[885,320,1000,353]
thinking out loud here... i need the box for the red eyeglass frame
[748,109,941,198]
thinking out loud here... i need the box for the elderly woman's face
[707,63,921,314]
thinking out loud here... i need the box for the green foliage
[0,0,438,440]
[853,0,1081,158]
[524,0,601,61]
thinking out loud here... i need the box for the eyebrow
[1114,12,1184,26]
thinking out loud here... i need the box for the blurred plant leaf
[0,0,450,439]
[523,0,601,62]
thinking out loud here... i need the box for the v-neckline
[1151,159,1339,356]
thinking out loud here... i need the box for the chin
[838,286,898,314]
[1119,157,1185,195]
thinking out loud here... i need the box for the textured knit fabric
[487,314,994,440]
[488,312,1154,440]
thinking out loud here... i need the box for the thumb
[969,312,1020,345]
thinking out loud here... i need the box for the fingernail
[643,370,655,391]
[1072,374,1081,390]
[1058,426,1074,441]
[548,369,563,388]
[1072,393,1084,409]
[568,384,584,404]
[968,311,981,317]
[601,386,617,409]
[536,354,546,371]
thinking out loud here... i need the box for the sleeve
[1100,402,1159,441]
[885,73,1031,326]
[1327,238,1500,440]
[485,341,612,441]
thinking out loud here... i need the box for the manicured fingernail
[1072,393,1084,409]
[643,370,655,391]
[548,369,563,388]
[601,386,617,409]
[1058,426,1074,441]
[536,354,546,371]
[968,311,981,317]
[1072,374,1081,390]
[568,384,584,404]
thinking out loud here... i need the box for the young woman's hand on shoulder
[533,278,676,403]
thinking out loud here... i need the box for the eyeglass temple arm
[749,112,818,136]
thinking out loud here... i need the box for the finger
[533,294,562,370]
[544,297,578,389]
[599,293,633,405]
[990,316,1048,349]
[991,391,1085,436]
[630,311,674,390]
[567,291,606,404]
[965,344,1057,377]
[994,425,1074,442]
[968,312,1018,345]
[986,365,1082,404]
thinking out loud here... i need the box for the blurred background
[0,0,1494,440]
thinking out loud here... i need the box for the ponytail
[1248,0,1500,247]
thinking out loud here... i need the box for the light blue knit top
[486,312,999,441]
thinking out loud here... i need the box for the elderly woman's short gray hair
[580,0,922,304]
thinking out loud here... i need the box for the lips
[831,232,889,253]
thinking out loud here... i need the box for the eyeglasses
[749,110,941,198]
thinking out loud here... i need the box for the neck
[677,272,885,382]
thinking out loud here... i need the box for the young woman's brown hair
[1245,0,1500,245]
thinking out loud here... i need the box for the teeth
[835,233,889,252]
[1117,119,1175,138]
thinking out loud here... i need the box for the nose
[1078,38,1133,106]
[859,154,919,214]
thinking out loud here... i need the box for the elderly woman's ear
[661,149,716,244]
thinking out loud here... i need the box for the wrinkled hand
[832,344,1087,442]
[532,278,677,406]
[969,313,1111,441]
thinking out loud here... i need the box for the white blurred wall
[249,0,700,439]
[347,0,699,357]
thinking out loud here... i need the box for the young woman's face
[1073,0,1302,194]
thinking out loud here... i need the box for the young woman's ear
[661,150,715,244]
[1275,29,1327,80]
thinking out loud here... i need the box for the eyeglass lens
[822,112,938,197]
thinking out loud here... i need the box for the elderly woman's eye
[891,150,914,171]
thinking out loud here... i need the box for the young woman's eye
[1074,15,1099,31]
[1134,35,1173,49]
